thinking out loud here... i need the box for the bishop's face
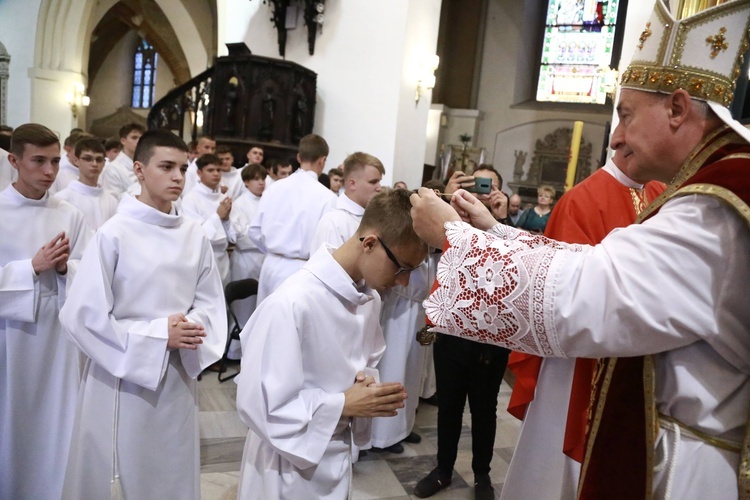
[610,89,686,184]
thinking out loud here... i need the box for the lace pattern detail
[425,221,583,356]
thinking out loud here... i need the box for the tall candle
[565,121,584,191]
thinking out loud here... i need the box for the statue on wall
[259,86,276,141]
[223,76,240,135]
[291,84,308,142]
[513,150,527,182]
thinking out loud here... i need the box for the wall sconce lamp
[65,82,90,119]
[415,55,440,106]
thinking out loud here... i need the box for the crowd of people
[2,2,749,499]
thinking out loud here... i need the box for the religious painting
[536,0,623,105]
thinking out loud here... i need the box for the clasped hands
[342,372,407,418]
[409,188,499,248]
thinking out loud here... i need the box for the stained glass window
[132,40,157,108]
[536,0,622,105]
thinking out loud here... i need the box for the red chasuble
[578,127,750,500]
[506,168,665,462]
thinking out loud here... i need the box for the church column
[0,42,9,126]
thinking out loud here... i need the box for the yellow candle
[565,121,583,191]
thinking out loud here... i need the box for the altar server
[60,129,227,500]
[236,189,426,499]
[0,123,90,499]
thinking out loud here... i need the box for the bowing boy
[60,129,227,500]
[236,188,427,499]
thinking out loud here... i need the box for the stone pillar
[0,42,10,126]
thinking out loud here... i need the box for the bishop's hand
[410,188,461,248]
[450,189,499,231]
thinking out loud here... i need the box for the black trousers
[433,333,509,476]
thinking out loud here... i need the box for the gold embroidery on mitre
[638,22,653,50]
[706,27,729,58]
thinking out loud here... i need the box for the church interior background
[2,0,749,497]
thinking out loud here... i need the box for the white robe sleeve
[236,298,346,470]
[351,315,386,446]
[0,260,37,322]
[179,238,228,378]
[181,199,229,249]
[248,203,268,254]
[426,196,750,368]
[60,232,171,390]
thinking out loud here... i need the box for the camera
[466,176,492,195]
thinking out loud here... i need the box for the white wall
[0,0,43,128]
[221,0,441,187]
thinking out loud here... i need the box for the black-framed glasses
[360,236,419,276]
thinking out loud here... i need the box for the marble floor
[198,366,520,499]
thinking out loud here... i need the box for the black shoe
[414,468,452,498]
[372,442,404,454]
[474,474,495,500]
[402,431,422,444]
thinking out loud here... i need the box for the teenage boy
[236,189,427,499]
[263,157,292,188]
[181,153,236,285]
[328,167,343,194]
[101,123,145,195]
[310,152,384,252]
[216,145,245,200]
[249,134,337,302]
[104,137,120,163]
[55,137,119,230]
[60,129,227,500]
[246,145,264,166]
[0,123,90,499]
[184,135,216,194]
[49,131,88,195]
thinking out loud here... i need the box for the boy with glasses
[236,189,426,499]
[55,137,119,230]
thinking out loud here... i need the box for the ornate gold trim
[643,355,656,500]
[577,358,617,499]
[630,2,672,67]
[659,413,742,453]
[672,183,750,226]
[621,64,735,106]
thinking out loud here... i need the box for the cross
[706,27,728,59]
[638,22,652,50]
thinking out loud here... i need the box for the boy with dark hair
[237,189,426,499]
[233,163,266,284]
[181,153,236,285]
[101,122,145,195]
[0,123,91,499]
[246,144,264,166]
[184,134,216,194]
[104,136,120,163]
[328,167,343,194]
[216,145,245,200]
[264,157,293,188]
[55,137,119,230]
[60,129,226,500]
[249,133,337,303]
[49,131,90,195]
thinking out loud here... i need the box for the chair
[217,278,258,382]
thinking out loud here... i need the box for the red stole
[507,169,665,462]
[578,129,750,499]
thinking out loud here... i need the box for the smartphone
[467,176,492,194]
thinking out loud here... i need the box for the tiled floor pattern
[199,367,520,499]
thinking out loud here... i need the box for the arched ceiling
[88,0,192,86]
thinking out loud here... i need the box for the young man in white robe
[249,134,337,303]
[228,163,266,335]
[0,146,16,191]
[181,153,236,285]
[54,137,119,231]
[217,145,245,201]
[59,129,227,500]
[309,152,384,253]
[101,123,145,196]
[183,135,216,195]
[48,131,86,195]
[0,123,91,500]
[236,189,427,499]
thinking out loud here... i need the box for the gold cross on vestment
[638,22,652,50]
[706,27,728,59]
